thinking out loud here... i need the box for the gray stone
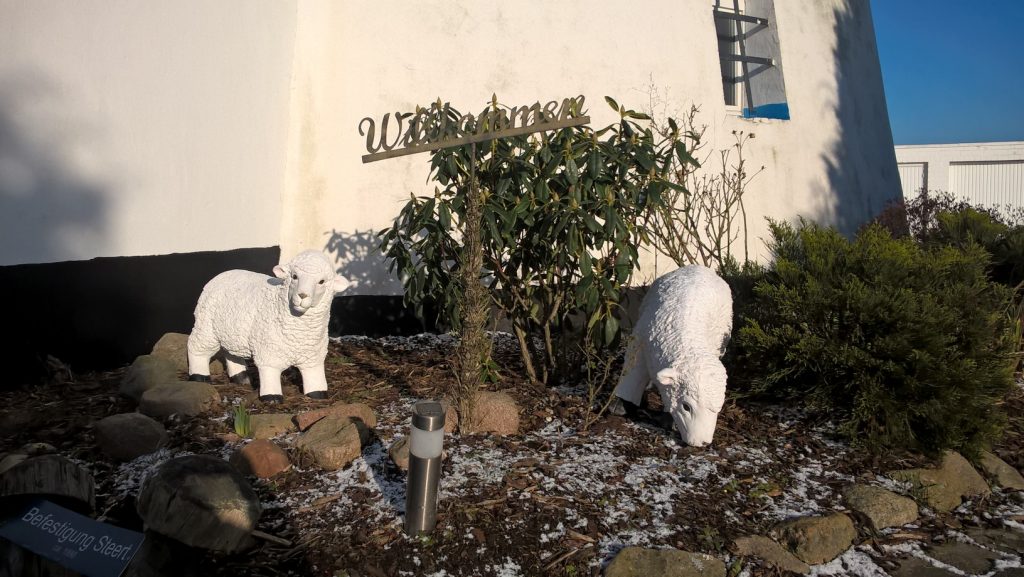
[121,355,178,402]
[0,453,27,476]
[19,442,58,456]
[294,415,364,471]
[94,413,168,462]
[771,513,856,565]
[980,451,1024,491]
[733,535,809,574]
[0,454,95,511]
[137,455,261,553]
[604,547,725,577]
[889,556,957,577]
[0,443,61,477]
[389,436,411,471]
[387,436,447,471]
[926,541,1000,574]
[889,451,991,512]
[151,332,224,376]
[249,413,297,439]
[843,484,919,530]
[295,403,377,431]
[138,382,219,418]
[966,527,1024,555]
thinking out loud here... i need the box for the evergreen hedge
[730,220,1016,455]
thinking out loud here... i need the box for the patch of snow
[808,547,889,576]
[488,558,522,577]
[109,448,183,499]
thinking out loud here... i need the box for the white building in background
[896,142,1024,208]
[0,0,900,375]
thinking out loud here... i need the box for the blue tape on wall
[743,102,790,120]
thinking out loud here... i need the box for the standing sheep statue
[187,250,350,403]
[611,265,732,446]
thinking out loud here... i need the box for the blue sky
[870,0,1024,145]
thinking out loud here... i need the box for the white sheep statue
[611,264,733,446]
[187,250,350,403]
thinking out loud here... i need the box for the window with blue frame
[713,0,790,120]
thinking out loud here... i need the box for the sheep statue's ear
[332,274,351,293]
[655,368,678,386]
[273,265,289,279]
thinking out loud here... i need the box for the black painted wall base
[1,247,280,386]
[0,247,445,388]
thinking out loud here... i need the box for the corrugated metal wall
[898,163,927,197]
[949,161,1024,208]
[895,142,1024,207]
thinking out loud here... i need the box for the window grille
[713,0,789,119]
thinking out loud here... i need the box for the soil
[2,333,1024,577]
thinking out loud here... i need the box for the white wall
[0,0,297,266]
[896,142,1024,209]
[281,0,900,293]
[1,0,900,289]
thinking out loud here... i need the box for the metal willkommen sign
[359,95,590,163]
[360,95,590,533]
[0,499,144,577]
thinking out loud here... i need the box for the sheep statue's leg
[224,354,252,388]
[186,336,218,383]
[609,340,649,415]
[256,365,286,403]
[298,365,329,400]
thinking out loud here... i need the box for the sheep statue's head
[655,357,727,447]
[273,250,350,315]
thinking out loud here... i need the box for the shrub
[732,220,1016,455]
[873,191,1024,288]
[872,192,1024,372]
[378,97,683,384]
[646,104,764,268]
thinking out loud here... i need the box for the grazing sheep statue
[187,250,350,403]
[611,264,732,446]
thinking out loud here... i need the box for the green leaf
[439,203,451,229]
[626,111,652,121]
[588,149,601,179]
[566,157,579,185]
[496,178,512,197]
[603,315,619,347]
[635,149,653,172]
[674,141,700,167]
[604,96,620,112]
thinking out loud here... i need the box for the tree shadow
[0,72,110,265]
[324,229,438,336]
[0,72,114,383]
[324,229,402,295]
[813,1,901,235]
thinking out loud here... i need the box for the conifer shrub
[873,191,1024,287]
[732,220,1017,455]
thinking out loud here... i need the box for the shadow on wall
[324,229,437,336]
[0,73,283,385]
[0,73,110,265]
[815,1,901,235]
[324,229,402,295]
[0,73,114,383]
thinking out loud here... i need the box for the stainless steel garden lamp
[405,400,446,535]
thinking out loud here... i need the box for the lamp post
[405,400,446,535]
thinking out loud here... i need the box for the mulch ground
[2,334,1024,577]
